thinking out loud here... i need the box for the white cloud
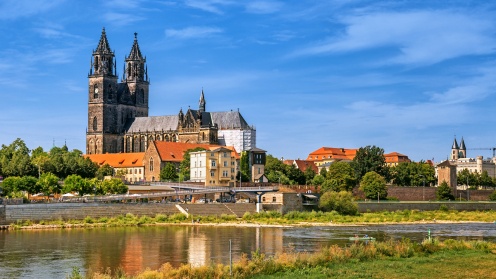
[103,12,145,26]
[0,0,64,20]
[165,27,222,39]
[184,0,232,14]
[245,1,282,14]
[294,10,496,65]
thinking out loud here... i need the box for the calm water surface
[0,223,495,278]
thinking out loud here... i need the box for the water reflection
[0,223,494,278]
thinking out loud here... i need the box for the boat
[349,236,375,241]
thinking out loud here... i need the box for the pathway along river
[0,222,495,278]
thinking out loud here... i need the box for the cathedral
[86,29,256,154]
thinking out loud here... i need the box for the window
[149,157,154,171]
[223,161,228,167]
[231,168,235,173]
[93,84,98,99]
[211,160,216,167]
[272,196,276,202]
[200,171,202,177]
[194,171,197,177]
[199,161,202,167]
[194,161,197,167]
[258,167,261,174]
[210,171,215,177]
[128,169,132,174]
[139,169,142,174]
[223,152,227,157]
[222,170,228,177]
[211,152,214,156]
[93,117,98,131]
[135,169,137,174]
[262,197,266,202]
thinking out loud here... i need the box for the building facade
[84,152,145,183]
[190,147,237,186]
[86,29,256,155]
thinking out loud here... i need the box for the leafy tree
[311,174,325,186]
[63,174,94,196]
[390,161,435,186]
[1,176,21,197]
[479,171,493,188]
[351,145,389,182]
[20,176,39,195]
[436,181,455,201]
[359,171,387,200]
[264,155,287,183]
[102,178,128,194]
[318,190,358,215]
[319,167,327,177]
[285,164,305,185]
[180,147,206,181]
[96,164,114,180]
[37,172,60,197]
[0,138,36,177]
[160,162,178,181]
[326,161,356,192]
[304,167,316,184]
[239,151,250,181]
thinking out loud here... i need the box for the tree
[239,151,250,181]
[311,174,325,186]
[180,147,206,181]
[436,181,454,201]
[351,145,389,182]
[319,167,327,177]
[96,164,114,180]
[326,161,356,192]
[37,172,60,198]
[160,162,178,181]
[390,161,435,186]
[285,164,305,185]
[0,138,36,178]
[489,190,496,201]
[264,155,287,183]
[304,167,316,184]
[20,176,39,195]
[1,176,21,197]
[63,174,94,196]
[102,178,128,194]
[359,171,387,200]
[318,191,358,215]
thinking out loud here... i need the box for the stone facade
[86,29,256,155]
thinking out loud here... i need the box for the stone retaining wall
[1,203,181,225]
[358,201,496,212]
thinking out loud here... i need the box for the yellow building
[190,147,238,186]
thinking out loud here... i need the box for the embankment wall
[358,201,496,212]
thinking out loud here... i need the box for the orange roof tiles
[85,153,145,168]
[153,141,215,162]
[307,147,357,161]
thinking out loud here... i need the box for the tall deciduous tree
[359,171,387,200]
[180,147,206,181]
[37,172,60,197]
[326,161,356,192]
[96,164,114,180]
[102,178,128,194]
[351,145,389,182]
[0,138,36,178]
[160,162,178,181]
[390,161,435,186]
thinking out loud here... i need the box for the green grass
[68,239,496,279]
[254,250,496,279]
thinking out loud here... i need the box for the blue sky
[2,0,496,162]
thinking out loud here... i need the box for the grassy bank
[67,239,496,279]
[9,209,496,230]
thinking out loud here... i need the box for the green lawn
[252,250,496,279]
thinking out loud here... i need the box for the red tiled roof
[84,153,145,168]
[307,147,357,161]
[153,141,216,162]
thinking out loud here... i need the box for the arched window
[93,117,98,131]
[140,136,146,152]
[149,157,154,171]
[141,89,145,104]
[127,62,131,78]
[93,84,98,99]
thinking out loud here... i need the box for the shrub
[83,216,95,224]
[436,181,454,201]
[489,190,496,201]
[318,191,358,215]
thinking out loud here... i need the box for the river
[0,222,495,278]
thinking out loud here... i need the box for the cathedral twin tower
[86,28,256,155]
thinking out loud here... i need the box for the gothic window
[140,136,146,152]
[127,63,132,78]
[149,157,154,171]
[93,117,98,131]
[108,84,113,99]
[95,56,99,72]
[141,89,145,104]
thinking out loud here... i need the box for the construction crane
[467,147,496,158]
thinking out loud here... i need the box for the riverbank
[6,209,496,230]
[67,239,496,279]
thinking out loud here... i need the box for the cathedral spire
[199,88,206,113]
[124,32,147,82]
[91,27,115,76]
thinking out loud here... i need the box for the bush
[436,181,454,201]
[318,191,358,215]
[489,190,496,201]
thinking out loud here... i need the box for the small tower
[199,89,206,113]
[459,137,467,158]
[124,32,149,116]
[451,137,460,160]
